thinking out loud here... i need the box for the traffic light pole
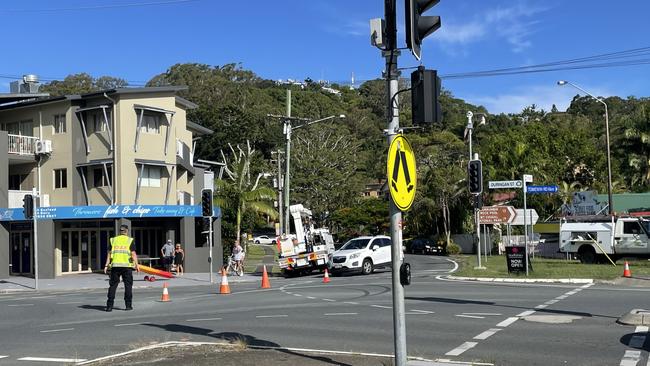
[33,187,39,291]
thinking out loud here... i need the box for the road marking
[256,315,288,318]
[474,328,501,340]
[445,342,477,356]
[517,310,535,317]
[456,314,485,319]
[566,290,578,295]
[371,305,391,309]
[28,295,56,299]
[56,301,83,305]
[556,295,568,299]
[18,357,87,362]
[186,318,222,322]
[496,317,518,327]
[8,304,34,307]
[544,299,559,305]
[324,313,358,316]
[306,296,316,299]
[462,313,501,316]
[620,350,641,366]
[409,309,434,314]
[114,322,147,327]
[534,304,548,309]
[322,298,336,302]
[0,356,8,359]
[40,328,74,333]
[293,294,303,297]
[344,301,359,305]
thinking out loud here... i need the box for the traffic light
[411,66,442,125]
[201,189,213,217]
[405,0,442,60]
[23,194,34,220]
[468,160,483,194]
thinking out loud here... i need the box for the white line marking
[535,304,548,309]
[344,301,359,305]
[18,357,87,362]
[636,326,649,332]
[8,304,34,307]
[456,314,484,319]
[293,294,302,297]
[306,296,316,299]
[114,322,147,327]
[445,342,477,356]
[324,313,358,316]
[28,295,56,299]
[409,310,434,314]
[371,304,392,309]
[256,315,288,318]
[56,301,83,305]
[322,298,336,302]
[556,295,568,299]
[0,356,8,359]
[545,299,559,305]
[40,328,74,333]
[566,291,578,295]
[186,318,221,322]
[517,310,535,317]
[474,328,501,340]
[620,350,641,366]
[462,313,501,316]
[497,317,518,327]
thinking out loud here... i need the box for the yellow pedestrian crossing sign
[387,134,417,211]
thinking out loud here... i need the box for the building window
[140,166,161,187]
[93,166,112,187]
[140,114,160,134]
[54,169,67,189]
[54,114,66,134]
[9,174,24,190]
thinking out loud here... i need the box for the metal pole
[523,177,528,276]
[483,224,488,262]
[208,217,213,284]
[603,103,613,216]
[33,187,38,291]
[274,150,284,235]
[284,90,292,236]
[474,153,482,269]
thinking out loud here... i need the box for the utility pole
[272,150,284,235]
[32,187,39,291]
[284,90,292,235]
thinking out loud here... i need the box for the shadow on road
[620,331,650,351]
[144,324,354,366]
[79,305,108,311]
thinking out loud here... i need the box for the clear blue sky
[1,0,649,114]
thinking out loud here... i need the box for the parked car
[409,238,444,255]
[330,235,392,275]
[253,235,275,245]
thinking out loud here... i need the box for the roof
[0,93,50,105]
[175,96,198,109]
[0,95,71,110]
[187,120,213,136]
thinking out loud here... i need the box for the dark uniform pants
[106,267,133,307]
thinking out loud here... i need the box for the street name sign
[488,180,522,189]
[510,209,539,226]
[527,185,559,194]
[479,206,516,224]
[387,134,417,211]
[523,174,533,183]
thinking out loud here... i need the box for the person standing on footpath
[161,239,175,272]
[104,224,139,312]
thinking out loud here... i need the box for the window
[140,114,160,134]
[19,120,33,136]
[9,174,24,190]
[380,238,392,247]
[140,166,161,187]
[93,166,112,187]
[54,169,67,189]
[90,110,110,133]
[54,114,66,134]
[623,222,642,235]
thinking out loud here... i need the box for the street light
[557,80,613,216]
[272,114,346,234]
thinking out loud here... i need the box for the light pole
[465,111,486,160]
[268,113,346,233]
[557,80,613,216]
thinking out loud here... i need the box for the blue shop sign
[0,205,220,221]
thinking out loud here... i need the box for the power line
[0,0,202,13]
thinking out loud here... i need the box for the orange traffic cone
[323,268,331,283]
[261,265,271,289]
[623,261,632,278]
[160,282,171,302]
[219,269,231,294]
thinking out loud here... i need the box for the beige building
[0,86,221,279]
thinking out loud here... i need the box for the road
[0,254,649,365]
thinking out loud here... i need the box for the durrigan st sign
[488,180,522,189]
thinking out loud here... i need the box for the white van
[330,236,392,275]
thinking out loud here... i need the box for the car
[330,235,392,275]
[253,235,275,245]
[409,238,443,255]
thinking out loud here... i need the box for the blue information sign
[0,204,221,221]
[526,185,559,194]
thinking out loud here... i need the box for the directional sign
[479,206,516,224]
[489,180,522,189]
[523,174,533,183]
[510,209,539,226]
[387,134,417,211]
[526,185,559,194]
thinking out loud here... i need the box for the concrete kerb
[618,309,650,326]
[444,275,594,284]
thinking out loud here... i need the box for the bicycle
[224,253,244,277]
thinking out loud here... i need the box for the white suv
[330,236,392,275]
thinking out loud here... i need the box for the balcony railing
[8,134,38,155]
[8,190,31,208]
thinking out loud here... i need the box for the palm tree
[214,141,277,249]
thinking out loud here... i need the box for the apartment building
[0,85,221,279]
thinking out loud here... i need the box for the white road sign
[523,174,534,183]
[509,209,539,226]
[488,180,523,189]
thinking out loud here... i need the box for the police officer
[104,224,139,312]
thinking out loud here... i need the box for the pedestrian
[104,224,138,312]
[232,240,245,275]
[174,243,185,276]
[161,239,175,272]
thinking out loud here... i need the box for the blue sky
[1,0,649,114]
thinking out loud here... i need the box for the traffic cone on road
[261,265,271,289]
[323,268,331,283]
[160,282,171,302]
[219,269,231,294]
[623,261,632,278]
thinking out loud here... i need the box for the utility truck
[277,204,335,276]
[559,216,650,263]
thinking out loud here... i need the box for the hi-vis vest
[110,235,134,268]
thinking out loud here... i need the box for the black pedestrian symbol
[391,142,414,194]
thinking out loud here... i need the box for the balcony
[8,134,38,155]
[8,191,50,208]
[176,139,194,172]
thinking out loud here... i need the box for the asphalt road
[1,255,649,365]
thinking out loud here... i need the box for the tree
[40,73,128,95]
